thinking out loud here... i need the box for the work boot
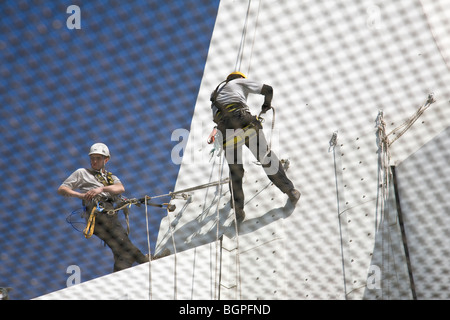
[235,207,245,224]
[287,189,301,206]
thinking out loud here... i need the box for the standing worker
[209,72,301,223]
[57,143,148,272]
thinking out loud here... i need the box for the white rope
[235,0,252,71]
[166,207,178,300]
[377,111,391,224]
[212,151,242,300]
[386,93,435,146]
[229,175,242,300]
[231,0,261,298]
[214,0,261,300]
[149,178,229,201]
[214,153,226,300]
[419,2,450,72]
[376,111,404,300]
[375,93,435,297]
[247,0,262,76]
[235,0,261,77]
[144,195,152,300]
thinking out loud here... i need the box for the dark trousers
[87,202,147,272]
[217,110,294,211]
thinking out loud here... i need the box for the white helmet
[88,143,110,158]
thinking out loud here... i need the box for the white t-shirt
[211,78,264,118]
[60,168,121,200]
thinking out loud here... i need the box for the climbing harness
[81,199,120,239]
[86,168,115,187]
[81,169,130,238]
[93,170,114,186]
[223,121,259,148]
[69,195,176,239]
[208,107,275,161]
[83,205,99,238]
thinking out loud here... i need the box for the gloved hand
[261,103,272,114]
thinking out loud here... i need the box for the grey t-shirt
[60,168,121,201]
[211,78,264,118]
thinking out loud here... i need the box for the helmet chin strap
[99,160,107,173]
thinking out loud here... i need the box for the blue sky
[0,0,219,300]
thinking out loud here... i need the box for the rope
[377,111,391,224]
[375,93,435,298]
[66,208,87,233]
[329,131,349,297]
[165,206,178,300]
[235,0,252,71]
[150,179,230,201]
[247,0,262,76]
[214,152,226,300]
[376,111,401,300]
[385,93,435,146]
[211,152,242,299]
[223,0,262,296]
[212,151,242,299]
[419,3,450,72]
[332,93,434,298]
[235,0,261,77]
[144,195,153,300]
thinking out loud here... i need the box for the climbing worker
[57,143,149,272]
[209,71,301,223]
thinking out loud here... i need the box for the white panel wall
[37,242,220,300]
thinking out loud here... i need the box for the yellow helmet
[227,71,247,81]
